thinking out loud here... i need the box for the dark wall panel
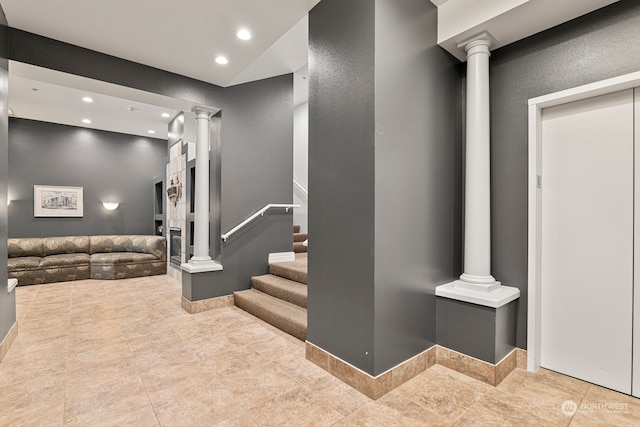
[0,4,15,343]
[219,75,294,295]
[308,0,377,374]
[373,0,461,375]
[8,118,166,237]
[490,0,640,348]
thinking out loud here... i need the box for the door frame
[527,71,640,372]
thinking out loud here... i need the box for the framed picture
[34,185,84,217]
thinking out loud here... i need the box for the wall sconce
[7,198,10,207]
[102,202,119,210]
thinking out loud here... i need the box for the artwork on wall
[34,185,84,217]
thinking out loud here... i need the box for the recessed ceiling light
[148,130,156,135]
[82,96,94,103]
[161,112,171,118]
[236,29,252,41]
[215,56,229,65]
[82,119,92,124]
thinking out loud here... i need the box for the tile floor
[1,275,640,426]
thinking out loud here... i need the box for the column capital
[191,106,218,118]
[457,31,497,57]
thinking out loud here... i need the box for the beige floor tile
[569,385,640,426]
[453,393,551,426]
[65,357,141,397]
[247,385,344,427]
[0,397,65,427]
[201,344,270,375]
[64,378,154,425]
[213,412,260,427]
[272,349,330,385]
[388,364,492,423]
[7,276,640,426]
[146,380,239,427]
[332,401,418,427]
[489,368,590,426]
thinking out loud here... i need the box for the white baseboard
[268,252,295,264]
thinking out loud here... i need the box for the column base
[436,280,520,308]
[436,296,518,365]
[8,278,17,293]
[180,259,223,273]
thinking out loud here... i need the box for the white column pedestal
[436,32,518,308]
[182,106,222,274]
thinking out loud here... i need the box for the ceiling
[2,0,318,138]
[1,0,622,139]
[1,0,321,87]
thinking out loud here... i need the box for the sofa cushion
[91,252,159,265]
[8,238,43,258]
[8,256,41,271]
[40,253,91,268]
[89,235,133,254]
[130,236,166,260]
[90,235,166,260]
[42,236,90,256]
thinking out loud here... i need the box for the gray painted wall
[308,0,377,375]
[373,0,460,374]
[8,30,294,298]
[217,75,294,297]
[489,0,640,348]
[0,4,15,345]
[436,298,517,363]
[8,118,166,237]
[308,0,461,376]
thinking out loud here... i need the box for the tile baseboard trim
[306,341,527,397]
[436,345,526,386]
[0,321,18,362]
[181,295,234,314]
[305,341,436,400]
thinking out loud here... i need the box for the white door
[540,89,634,394]
[634,88,640,398]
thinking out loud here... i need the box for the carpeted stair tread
[252,274,307,308]
[293,232,308,242]
[293,224,301,233]
[233,289,307,340]
[270,257,307,284]
[293,242,308,253]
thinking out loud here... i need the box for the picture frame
[34,185,84,217]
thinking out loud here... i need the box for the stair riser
[293,233,308,242]
[269,264,307,284]
[252,277,307,309]
[234,294,306,341]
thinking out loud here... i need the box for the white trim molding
[526,70,640,373]
[8,278,17,293]
[268,252,295,264]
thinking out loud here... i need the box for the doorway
[528,73,640,397]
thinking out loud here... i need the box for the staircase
[293,224,308,253]
[233,226,308,340]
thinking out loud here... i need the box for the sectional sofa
[7,235,166,286]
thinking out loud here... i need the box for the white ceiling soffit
[434,0,621,61]
[9,61,216,139]
[1,0,321,87]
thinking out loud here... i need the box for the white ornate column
[182,106,222,273]
[437,32,518,308]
